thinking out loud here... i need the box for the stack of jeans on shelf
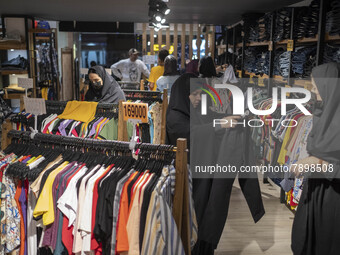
[326,0,340,36]
[294,0,320,39]
[235,48,243,71]
[256,52,270,75]
[244,47,265,73]
[323,44,340,63]
[274,8,292,42]
[258,13,272,42]
[278,51,290,78]
[292,47,317,78]
[273,48,285,76]
[244,13,271,42]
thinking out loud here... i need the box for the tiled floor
[215,178,294,255]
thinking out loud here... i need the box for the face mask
[91,81,102,90]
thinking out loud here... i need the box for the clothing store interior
[0,0,340,254]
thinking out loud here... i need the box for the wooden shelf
[3,91,31,100]
[29,28,52,33]
[246,41,270,47]
[325,33,340,42]
[296,36,318,43]
[35,36,51,41]
[0,70,28,75]
[0,42,27,50]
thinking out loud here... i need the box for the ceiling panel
[0,0,304,25]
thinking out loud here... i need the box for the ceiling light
[155,27,160,32]
[157,1,170,15]
[148,41,151,46]
[155,15,162,22]
[161,18,166,24]
[156,23,162,28]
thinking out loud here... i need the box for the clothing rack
[45,100,119,113]
[6,129,191,255]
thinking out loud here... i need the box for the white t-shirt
[111,58,150,82]
[156,75,180,96]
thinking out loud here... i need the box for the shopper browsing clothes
[85,65,126,103]
[156,55,180,96]
[148,48,169,91]
[110,48,150,83]
[291,62,340,255]
[166,73,264,255]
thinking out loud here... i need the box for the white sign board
[18,78,33,89]
[80,68,89,75]
[143,55,157,65]
[24,97,46,115]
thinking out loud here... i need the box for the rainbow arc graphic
[200,83,223,107]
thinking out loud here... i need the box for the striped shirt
[110,169,134,255]
[141,167,185,255]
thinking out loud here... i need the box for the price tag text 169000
[123,102,148,123]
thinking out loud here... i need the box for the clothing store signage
[122,102,148,123]
[18,78,33,89]
[23,97,46,115]
[287,40,294,51]
[202,84,311,116]
[143,55,157,65]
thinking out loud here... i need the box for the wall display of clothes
[294,0,320,39]
[326,0,340,36]
[243,13,272,43]
[0,131,197,255]
[244,46,317,78]
[249,88,313,209]
[35,43,59,100]
[323,44,340,63]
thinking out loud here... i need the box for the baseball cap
[129,48,139,55]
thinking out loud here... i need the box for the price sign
[258,77,265,87]
[18,78,33,89]
[143,55,157,65]
[24,97,46,115]
[249,75,254,84]
[285,84,291,97]
[287,40,294,52]
[123,102,148,123]
[268,41,273,51]
[80,68,89,75]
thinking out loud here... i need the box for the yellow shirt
[148,65,164,91]
[33,161,69,225]
[58,101,98,123]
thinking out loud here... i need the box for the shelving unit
[216,0,340,96]
[0,16,33,102]
[29,27,60,99]
[0,42,27,50]
[0,70,29,75]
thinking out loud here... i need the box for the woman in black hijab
[85,65,126,103]
[291,62,340,255]
[166,73,261,255]
[199,56,217,78]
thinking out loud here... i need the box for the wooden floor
[215,178,294,255]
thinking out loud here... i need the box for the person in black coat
[85,65,125,103]
[166,73,265,255]
[291,62,340,255]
